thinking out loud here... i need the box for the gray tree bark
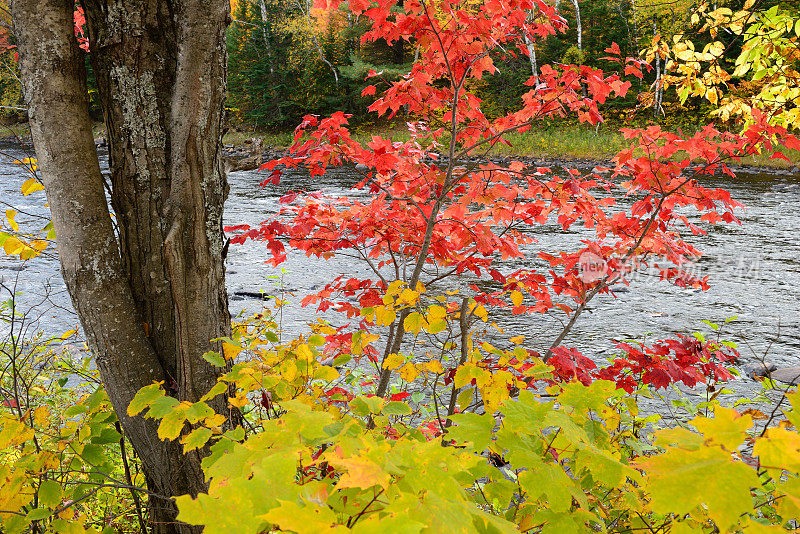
[11,0,232,532]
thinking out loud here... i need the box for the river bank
[224,141,800,179]
[220,123,800,174]
[3,120,800,174]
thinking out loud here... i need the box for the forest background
[1,0,797,149]
[221,0,795,137]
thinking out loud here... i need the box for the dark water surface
[2,141,798,407]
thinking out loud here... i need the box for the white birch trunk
[571,0,582,52]
[523,33,539,78]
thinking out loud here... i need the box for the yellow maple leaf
[383,352,405,371]
[222,342,242,360]
[5,210,19,232]
[397,362,420,383]
[423,360,444,374]
[397,288,419,306]
[330,455,390,490]
[21,177,44,196]
[3,236,23,255]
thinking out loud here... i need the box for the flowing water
[2,139,799,408]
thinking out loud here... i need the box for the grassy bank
[4,121,796,170]
[226,123,800,170]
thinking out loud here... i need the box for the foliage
[0,290,146,533]
[664,1,800,129]
[226,0,407,129]
[0,158,53,260]
[4,0,800,531]
[2,302,799,532]
[117,315,800,533]
[0,47,23,123]
[194,0,800,528]
[0,2,92,123]
[223,0,800,132]
[0,2,23,123]
[537,0,632,68]
[225,0,797,412]
[223,0,642,130]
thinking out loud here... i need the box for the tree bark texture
[12,0,231,532]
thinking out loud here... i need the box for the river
[1,139,798,409]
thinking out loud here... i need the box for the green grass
[492,125,630,161]
[733,149,799,168]
[224,129,295,147]
[1,120,786,170]
[492,125,799,168]
[234,123,800,169]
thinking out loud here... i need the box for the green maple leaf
[261,500,349,533]
[181,427,213,452]
[351,513,425,533]
[447,412,494,452]
[639,445,758,531]
[519,463,588,513]
[127,383,164,416]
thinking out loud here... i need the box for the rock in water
[224,137,264,172]
[770,367,800,385]
[744,362,777,379]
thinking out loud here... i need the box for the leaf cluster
[123,325,800,533]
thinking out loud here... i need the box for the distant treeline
[0,0,794,130]
[224,0,790,132]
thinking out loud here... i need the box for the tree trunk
[12,0,232,532]
[571,0,582,53]
[258,0,275,73]
[523,33,538,79]
[570,0,587,98]
[652,19,662,119]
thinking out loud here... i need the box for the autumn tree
[227,0,769,427]
[664,1,800,131]
[11,0,232,531]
